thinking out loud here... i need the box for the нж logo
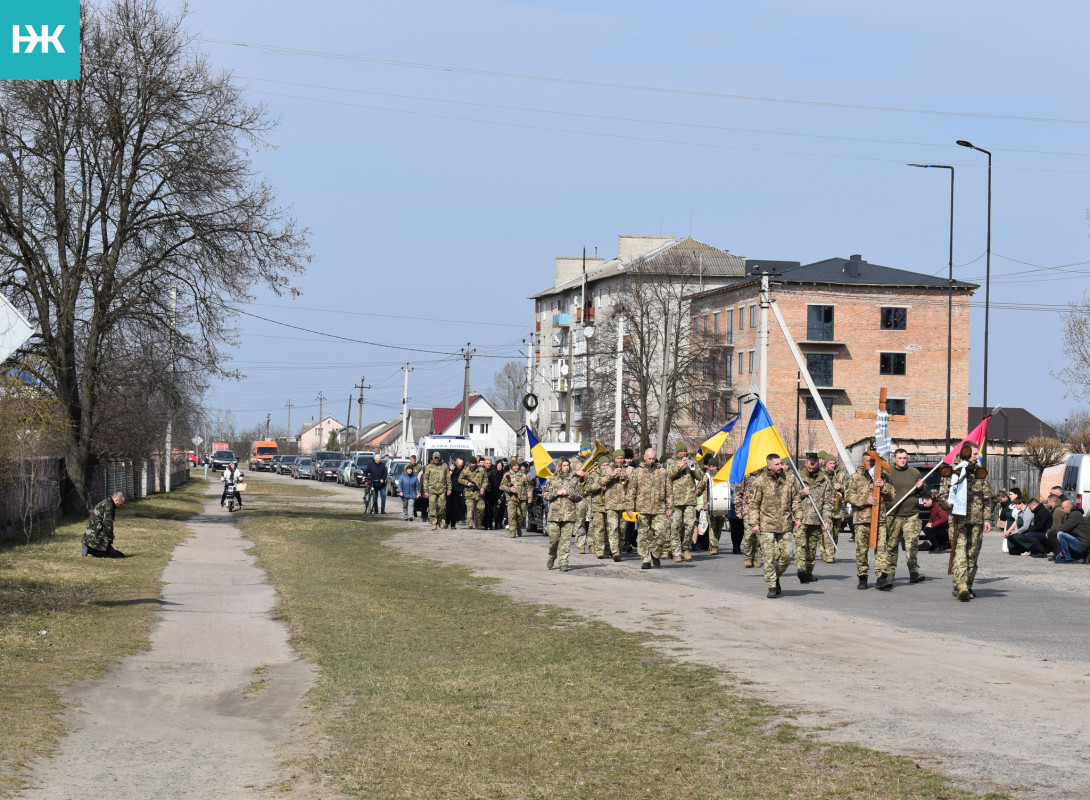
[12,25,66,55]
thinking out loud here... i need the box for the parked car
[1061,454,1090,509]
[336,458,352,485]
[278,454,300,475]
[269,454,283,473]
[315,458,340,482]
[292,457,313,479]
[386,458,410,497]
[350,453,376,487]
[211,449,236,471]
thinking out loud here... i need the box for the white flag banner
[0,293,33,365]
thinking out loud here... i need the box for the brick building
[689,254,978,460]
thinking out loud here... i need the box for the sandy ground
[17,490,316,800]
[385,517,1090,800]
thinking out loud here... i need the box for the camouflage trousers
[670,505,696,554]
[708,515,725,553]
[588,508,609,554]
[636,513,669,563]
[758,530,794,588]
[794,524,825,574]
[950,517,984,591]
[465,492,485,529]
[605,511,627,556]
[854,521,888,577]
[880,515,921,579]
[743,528,761,560]
[574,499,589,550]
[427,493,447,527]
[818,520,842,561]
[547,520,578,569]
[506,497,525,533]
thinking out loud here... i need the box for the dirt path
[389,522,1090,800]
[17,490,315,800]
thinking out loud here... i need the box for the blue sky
[176,0,1090,435]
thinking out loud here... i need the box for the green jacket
[82,497,117,551]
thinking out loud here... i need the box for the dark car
[269,454,282,473]
[278,454,300,475]
[350,453,376,487]
[211,450,236,471]
[316,459,340,482]
[292,457,313,479]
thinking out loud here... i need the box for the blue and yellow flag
[714,399,791,485]
[527,428,555,480]
[696,412,741,461]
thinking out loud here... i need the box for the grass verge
[0,479,205,796]
[243,506,1008,800]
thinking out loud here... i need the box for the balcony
[552,313,571,327]
[698,330,735,348]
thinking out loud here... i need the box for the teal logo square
[0,0,80,79]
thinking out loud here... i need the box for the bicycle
[361,478,375,514]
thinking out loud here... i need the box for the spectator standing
[447,458,466,529]
[398,466,419,521]
[368,455,389,514]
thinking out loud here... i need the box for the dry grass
[243,507,1008,800]
[0,481,203,796]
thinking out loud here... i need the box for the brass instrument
[578,440,612,485]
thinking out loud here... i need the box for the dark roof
[969,407,1058,442]
[776,254,977,290]
[745,259,801,275]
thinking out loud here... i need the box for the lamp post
[956,139,991,458]
[908,162,955,447]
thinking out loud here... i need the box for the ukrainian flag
[714,399,790,485]
[697,412,741,461]
[527,428,555,480]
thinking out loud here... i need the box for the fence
[0,453,191,543]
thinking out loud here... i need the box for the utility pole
[164,284,177,492]
[564,320,575,442]
[285,399,294,439]
[354,376,370,448]
[655,309,670,453]
[460,344,475,435]
[265,413,271,439]
[526,336,534,461]
[400,363,413,457]
[758,272,770,399]
[344,395,353,453]
[315,391,326,448]
[614,316,624,450]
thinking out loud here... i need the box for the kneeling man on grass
[82,491,128,558]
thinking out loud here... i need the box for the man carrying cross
[845,452,893,590]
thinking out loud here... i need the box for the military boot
[547,556,555,570]
[744,558,754,568]
[797,570,809,584]
[876,574,892,591]
[957,585,971,601]
[857,576,868,590]
[673,553,682,563]
[682,551,692,561]
[431,522,438,531]
[651,555,661,567]
[767,585,779,598]
[910,571,926,584]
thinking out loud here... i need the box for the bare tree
[0,0,309,506]
[1066,428,1090,455]
[1045,408,1090,442]
[1022,437,1067,472]
[489,360,524,410]
[1055,292,1090,402]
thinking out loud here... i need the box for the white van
[1060,454,1090,509]
[417,435,476,466]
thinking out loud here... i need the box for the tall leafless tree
[0,0,309,506]
[489,360,524,411]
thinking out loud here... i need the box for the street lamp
[956,139,992,458]
[908,162,955,447]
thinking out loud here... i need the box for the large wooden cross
[866,448,891,548]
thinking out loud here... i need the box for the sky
[168,0,1090,438]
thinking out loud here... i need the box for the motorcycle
[225,476,246,512]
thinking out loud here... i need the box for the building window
[738,306,744,330]
[881,307,907,330]
[711,355,718,384]
[805,396,834,420]
[738,351,744,375]
[887,398,906,415]
[727,308,734,331]
[711,398,719,419]
[692,400,701,421]
[879,352,907,375]
[713,311,721,335]
[748,350,755,373]
[749,304,757,327]
[703,315,709,334]
[807,305,835,341]
[725,353,733,382]
[807,353,834,387]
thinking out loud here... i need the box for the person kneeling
[82,492,128,558]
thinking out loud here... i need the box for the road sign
[192,436,203,446]
[0,293,33,364]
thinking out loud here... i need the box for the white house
[297,415,345,453]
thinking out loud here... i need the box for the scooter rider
[221,461,244,509]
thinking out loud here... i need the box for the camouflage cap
[613,449,625,459]
[675,442,689,454]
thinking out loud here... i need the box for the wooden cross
[866,448,891,549]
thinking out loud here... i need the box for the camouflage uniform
[883,463,925,582]
[460,461,488,529]
[628,460,673,566]
[82,497,120,554]
[666,452,703,561]
[601,457,632,559]
[570,457,590,553]
[818,466,848,562]
[422,459,451,529]
[845,464,894,579]
[501,468,528,536]
[795,467,834,579]
[544,471,584,570]
[582,466,610,557]
[735,475,761,567]
[744,467,802,590]
[938,466,996,600]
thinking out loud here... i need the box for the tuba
[579,440,612,483]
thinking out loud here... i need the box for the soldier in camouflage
[628,448,674,569]
[881,448,927,589]
[845,453,894,589]
[818,456,848,563]
[795,455,834,583]
[501,461,529,537]
[666,442,704,562]
[544,459,584,571]
[600,450,631,562]
[460,456,489,530]
[422,453,451,530]
[81,492,127,558]
[744,454,802,597]
[937,442,996,601]
[582,461,610,558]
[735,473,761,568]
[571,449,590,554]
